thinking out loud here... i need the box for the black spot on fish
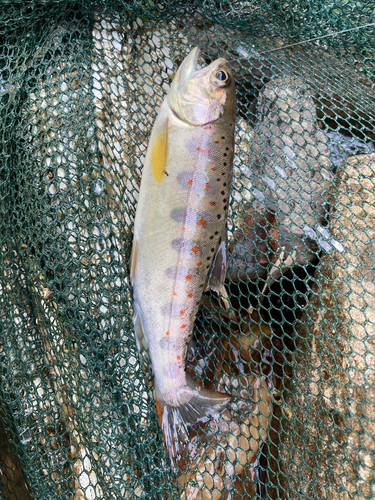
[217,214,221,219]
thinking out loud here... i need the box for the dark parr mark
[177,172,212,193]
[170,207,187,223]
[161,302,186,316]
[171,238,183,251]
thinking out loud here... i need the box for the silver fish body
[131,47,236,465]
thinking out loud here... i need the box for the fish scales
[131,47,236,467]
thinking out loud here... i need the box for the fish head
[168,47,235,126]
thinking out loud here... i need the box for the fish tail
[155,375,230,469]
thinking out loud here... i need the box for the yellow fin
[150,118,168,184]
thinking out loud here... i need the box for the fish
[130,47,236,467]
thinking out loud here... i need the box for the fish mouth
[189,46,200,73]
[178,46,200,82]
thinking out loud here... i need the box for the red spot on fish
[210,201,216,206]
[180,325,186,330]
[173,291,177,296]
[203,183,210,189]
[179,365,182,369]
[188,179,193,185]
[197,147,210,153]
[183,227,186,231]
[177,355,181,359]
[203,124,213,130]
[187,293,193,297]
[166,331,170,336]
[211,167,216,171]
[192,246,199,253]
[198,219,206,225]
[186,274,192,280]
[197,262,202,266]
[180,310,185,315]
[214,140,219,144]
[216,88,223,92]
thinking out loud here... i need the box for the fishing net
[0,1,374,499]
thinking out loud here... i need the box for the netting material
[0,2,374,499]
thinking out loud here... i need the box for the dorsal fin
[206,224,228,292]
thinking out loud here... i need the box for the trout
[130,47,236,466]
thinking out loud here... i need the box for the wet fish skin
[131,47,236,466]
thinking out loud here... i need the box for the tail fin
[155,375,231,469]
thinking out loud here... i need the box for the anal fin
[207,223,228,292]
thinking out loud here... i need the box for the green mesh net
[0,2,374,499]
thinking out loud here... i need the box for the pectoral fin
[150,115,168,184]
[207,224,228,292]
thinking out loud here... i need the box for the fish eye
[211,69,231,88]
